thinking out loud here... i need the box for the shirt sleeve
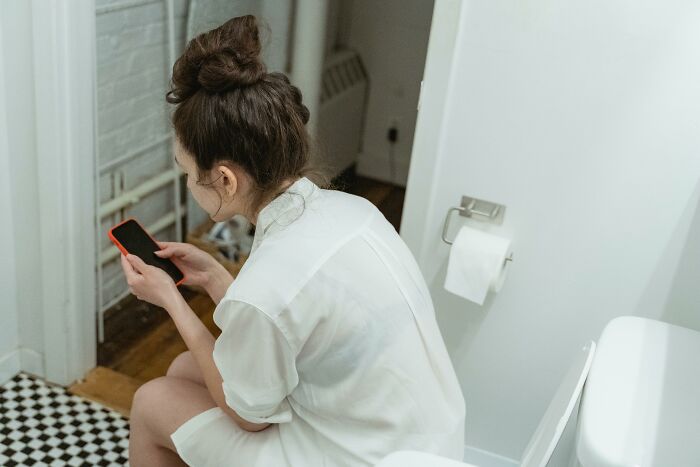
[212,299,299,424]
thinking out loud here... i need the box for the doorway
[77,0,434,416]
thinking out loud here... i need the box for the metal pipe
[93,15,105,343]
[98,133,171,175]
[96,0,160,15]
[100,203,186,265]
[99,289,132,318]
[99,168,178,219]
[165,0,183,242]
[289,0,328,138]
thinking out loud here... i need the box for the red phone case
[107,217,186,286]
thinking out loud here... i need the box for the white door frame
[400,0,464,268]
[32,0,97,385]
[24,0,461,386]
[0,12,21,384]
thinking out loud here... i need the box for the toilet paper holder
[441,196,513,261]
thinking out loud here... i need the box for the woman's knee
[132,375,216,420]
[132,376,169,420]
[130,377,186,452]
[166,351,191,377]
[166,350,204,385]
[130,376,218,450]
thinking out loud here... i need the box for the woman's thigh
[133,376,286,466]
[131,375,217,452]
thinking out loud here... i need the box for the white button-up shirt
[211,176,465,466]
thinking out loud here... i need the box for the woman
[121,14,465,467]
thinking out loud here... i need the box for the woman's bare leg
[166,350,205,386]
[129,375,218,467]
[129,409,187,467]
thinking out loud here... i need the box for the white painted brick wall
[95,0,293,308]
[96,0,189,308]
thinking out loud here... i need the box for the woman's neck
[249,177,299,225]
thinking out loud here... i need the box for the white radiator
[317,49,369,178]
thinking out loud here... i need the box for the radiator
[317,49,369,178]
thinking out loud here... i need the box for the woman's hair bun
[167,15,266,101]
[197,15,266,91]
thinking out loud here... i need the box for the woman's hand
[120,254,182,310]
[154,241,233,304]
[154,241,219,288]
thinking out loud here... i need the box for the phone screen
[110,219,184,284]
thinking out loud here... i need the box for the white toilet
[377,316,700,467]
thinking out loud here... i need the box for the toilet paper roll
[444,225,511,305]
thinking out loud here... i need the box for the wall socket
[387,117,400,143]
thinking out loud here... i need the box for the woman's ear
[216,163,238,199]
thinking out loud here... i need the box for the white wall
[1,0,100,385]
[0,9,21,385]
[663,195,700,330]
[402,0,700,460]
[0,0,46,383]
[344,0,434,186]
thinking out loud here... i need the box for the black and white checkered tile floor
[1,372,129,466]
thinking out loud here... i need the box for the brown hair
[165,14,331,213]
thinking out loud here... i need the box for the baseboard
[0,347,46,386]
[0,348,21,386]
[19,347,45,379]
[463,445,519,467]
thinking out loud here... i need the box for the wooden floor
[70,294,224,417]
[70,172,405,417]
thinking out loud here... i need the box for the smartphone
[108,218,185,286]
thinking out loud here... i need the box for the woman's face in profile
[173,138,239,222]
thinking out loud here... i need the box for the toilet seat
[378,451,478,467]
[377,342,596,467]
[576,316,700,467]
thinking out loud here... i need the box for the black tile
[0,372,129,466]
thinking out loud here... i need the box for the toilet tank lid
[376,451,477,467]
[577,316,700,466]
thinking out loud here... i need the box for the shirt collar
[250,176,318,253]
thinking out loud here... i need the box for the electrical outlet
[387,117,400,143]
[388,127,398,143]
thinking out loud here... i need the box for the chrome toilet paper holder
[441,196,513,262]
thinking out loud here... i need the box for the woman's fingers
[155,241,189,258]
[126,254,148,273]
[121,254,140,287]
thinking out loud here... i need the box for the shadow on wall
[661,179,700,331]
[429,256,492,367]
